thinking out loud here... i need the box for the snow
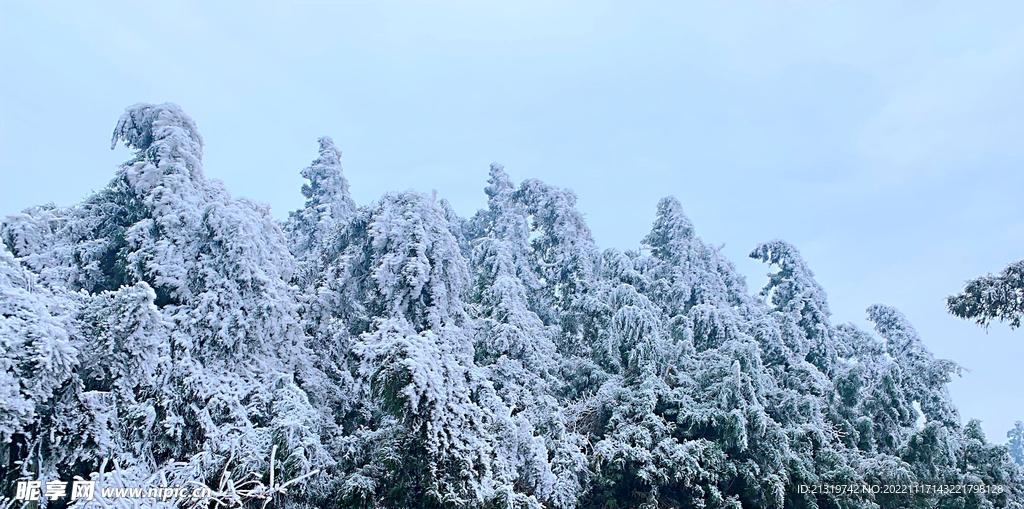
[1,103,1021,508]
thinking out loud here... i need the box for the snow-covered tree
[470,165,590,508]
[326,191,501,507]
[0,248,79,488]
[284,136,356,289]
[1009,421,1024,466]
[867,304,960,428]
[1,103,336,506]
[750,240,834,373]
[948,259,1024,329]
[512,178,603,358]
[3,102,1021,509]
[643,197,750,315]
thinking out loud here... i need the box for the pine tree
[280,137,364,442]
[644,197,750,314]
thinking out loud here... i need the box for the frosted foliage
[469,165,589,507]
[948,259,1024,329]
[1008,422,1024,466]
[111,102,204,183]
[643,197,750,315]
[0,249,77,444]
[1,103,1020,509]
[284,136,356,288]
[2,103,332,501]
[354,319,496,505]
[364,192,469,331]
[750,240,830,333]
[749,240,838,374]
[867,305,961,427]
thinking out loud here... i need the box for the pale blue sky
[2,1,1022,441]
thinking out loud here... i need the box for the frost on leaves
[1,104,1021,509]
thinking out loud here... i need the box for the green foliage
[948,259,1024,329]
[3,103,1021,509]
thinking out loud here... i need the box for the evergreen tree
[749,240,833,372]
[336,191,505,507]
[644,197,751,314]
[948,259,1024,329]
[1009,421,1024,466]
[284,135,356,289]
[867,304,961,428]
[2,103,334,506]
[0,249,79,486]
[513,178,603,357]
[2,103,1021,509]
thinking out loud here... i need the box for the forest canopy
[2,103,1021,509]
